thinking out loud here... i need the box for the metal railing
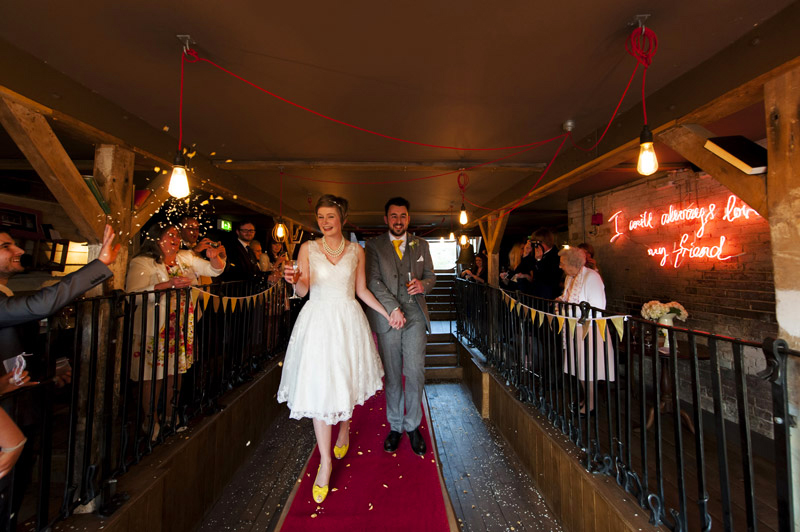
[1,279,293,531]
[455,279,796,532]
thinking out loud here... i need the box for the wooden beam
[478,215,509,287]
[93,144,135,291]
[216,160,547,173]
[657,124,768,216]
[0,96,105,242]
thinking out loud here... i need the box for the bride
[277,194,394,504]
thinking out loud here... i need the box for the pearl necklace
[322,236,346,257]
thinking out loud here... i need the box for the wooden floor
[197,382,562,531]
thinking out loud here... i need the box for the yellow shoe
[333,442,349,459]
[312,465,330,504]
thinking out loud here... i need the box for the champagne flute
[406,272,415,301]
[288,260,302,299]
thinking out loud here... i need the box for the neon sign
[608,194,758,268]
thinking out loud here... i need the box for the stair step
[425,354,458,366]
[427,332,454,342]
[430,311,456,320]
[425,366,463,382]
[426,341,457,354]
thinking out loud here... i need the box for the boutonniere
[408,239,419,250]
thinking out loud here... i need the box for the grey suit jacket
[365,233,436,333]
[0,259,112,356]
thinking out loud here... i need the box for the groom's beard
[388,226,406,238]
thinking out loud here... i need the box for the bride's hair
[316,194,349,221]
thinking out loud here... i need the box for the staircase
[425,270,462,381]
[428,269,456,321]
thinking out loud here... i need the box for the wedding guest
[557,246,614,414]
[501,240,535,293]
[126,223,225,437]
[530,228,562,300]
[578,242,600,275]
[220,221,260,285]
[461,253,487,284]
[250,240,268,272]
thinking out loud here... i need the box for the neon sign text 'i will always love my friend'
[607,195,758,268]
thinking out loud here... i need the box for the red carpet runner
[279,389,450,531]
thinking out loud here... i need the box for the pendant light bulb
[273,220,287,242]
[459,204,468,225]
[449,231,455,241]
[637,125,658,176]
[459,234,468,246]
[168,152,190,198]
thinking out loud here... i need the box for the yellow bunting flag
[190,288,200,306]
[212,296,220,313]
[516,303,523,316]
[222,297,229,312]
[537,310,544,328]
[597,319,607,340]
[567,317,576,338]
[521,306,528,318]
[556,316,565,333]
[531,310,538,325]
[510,300,516,313]
[610,316,625,340]
[202,291,211,310]
[230,298,237,312]
[581,321,592,341]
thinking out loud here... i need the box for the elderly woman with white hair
[558,246,614,415]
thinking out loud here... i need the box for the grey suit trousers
[376,302,427,433]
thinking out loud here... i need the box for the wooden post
[478,214,509,287]
[764,65,800,530]
[93,144,135,291]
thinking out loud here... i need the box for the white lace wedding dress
[277,241,384,424]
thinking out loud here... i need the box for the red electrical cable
[184,48,565,152]
[626,26,658,125]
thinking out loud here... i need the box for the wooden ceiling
[0,1,797,235]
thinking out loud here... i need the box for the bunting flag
[531,310,537,326]
[546,313,554,327]
[510,300,516,313]
[222,297,230,312]
[190,287,200,306]
[537,310,544,328]
[230,298,237,312]
[567,317,576,338]
[202,291,211,310]
[597,318,607,340]
[611,316,625,340]
[516,303,523,316]
[581,321,592,341]
[212,296,220,313]
[521,306,529,319]
[556,316,564,333]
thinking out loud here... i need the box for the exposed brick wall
[567,170,778,438]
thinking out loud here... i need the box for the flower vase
[657,314,675,349]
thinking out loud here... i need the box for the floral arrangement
[408,238,419,250]
[641,300,688,321]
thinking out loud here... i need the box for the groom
[366,197,436,456]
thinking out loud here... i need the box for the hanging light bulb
[449,231,455,241]
[459,203,468,225]
[459,234,468,246]
[637,124,658,176]
[272,219,288,242]
[168,152,190,198]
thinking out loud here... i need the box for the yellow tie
[392,239,403,260]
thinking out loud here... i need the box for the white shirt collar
[389,233,407,243]
[238,238,250,248]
